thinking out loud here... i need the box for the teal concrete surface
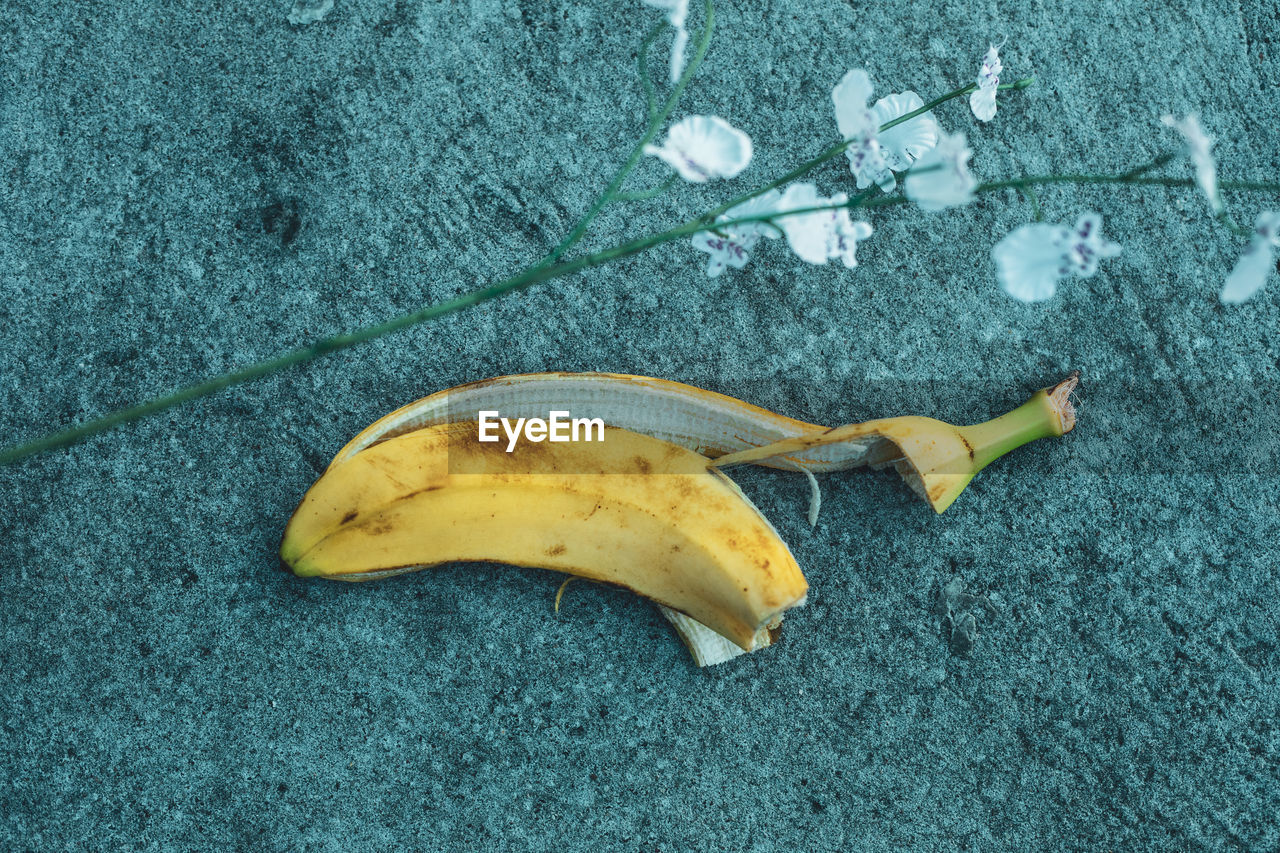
[2,0,1278,849]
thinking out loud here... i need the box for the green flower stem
[696,76,1036,225]
[535,0,715,272]
[613,176,678,203]
[1119,152,1175,180]
[978,174,1280,193]
[637,21,664,123]
[1024,186,1044,221]
[979,170,1277,238]
[855,168,1280,212]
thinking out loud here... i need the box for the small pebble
[288,0,334,25]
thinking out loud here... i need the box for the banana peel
[281,373,1078,666]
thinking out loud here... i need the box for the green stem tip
[959,372,1079,475]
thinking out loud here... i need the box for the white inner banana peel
[328,372,880,473]
[283,372,1078,667]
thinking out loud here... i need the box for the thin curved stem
[535,0,715,271]
[1024,186,1044,221]
[612,176,678,202]
[637,22,664,123]
[978,174,1280,193]
[1119,152,1175,180]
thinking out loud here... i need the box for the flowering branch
[2,157,1277,466]
[4,14,1278,465]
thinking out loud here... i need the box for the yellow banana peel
[281,373,1078,666]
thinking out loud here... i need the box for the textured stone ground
[2,0,1278,849]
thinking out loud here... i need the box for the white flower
[776,183,873,268]
[690,190,784,277]
[993,212,1121,301]
[642,0,689,83]
[969,44,1003,122]
[832,70,891,190]
[832,69,940,192]
[1221,211,1280,304]
[904,132,977,210]
[1162,114,1223,215]
[644,116,752,183]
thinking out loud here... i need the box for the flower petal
[1220,240,1274,304]
[832,69,876,140]
[641,0,687,27]
[776,184,871,267]
[1221,211,1280,304]
[641,1,690,84]
[692,230,755,277]
[870,92,939,171]
[1162,114,1222,215]
[831,211,873,268]
[668,25,689,83]
[688,190,787,277]
[721,189,785,239]
[777,183,831,264]
[993,223,1073,301]
[1066,213,1122,277]
[969,86,998,122]
[970,44,1002,122]
[844,137,893,192]
[644,115,753,182]
[994,212,1120,300]
[904,131,977,211]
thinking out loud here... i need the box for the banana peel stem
[924,371,1078,513]
[709,373,1079,513]
[961,372,1078,473]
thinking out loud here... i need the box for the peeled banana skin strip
[329,372,883,474]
